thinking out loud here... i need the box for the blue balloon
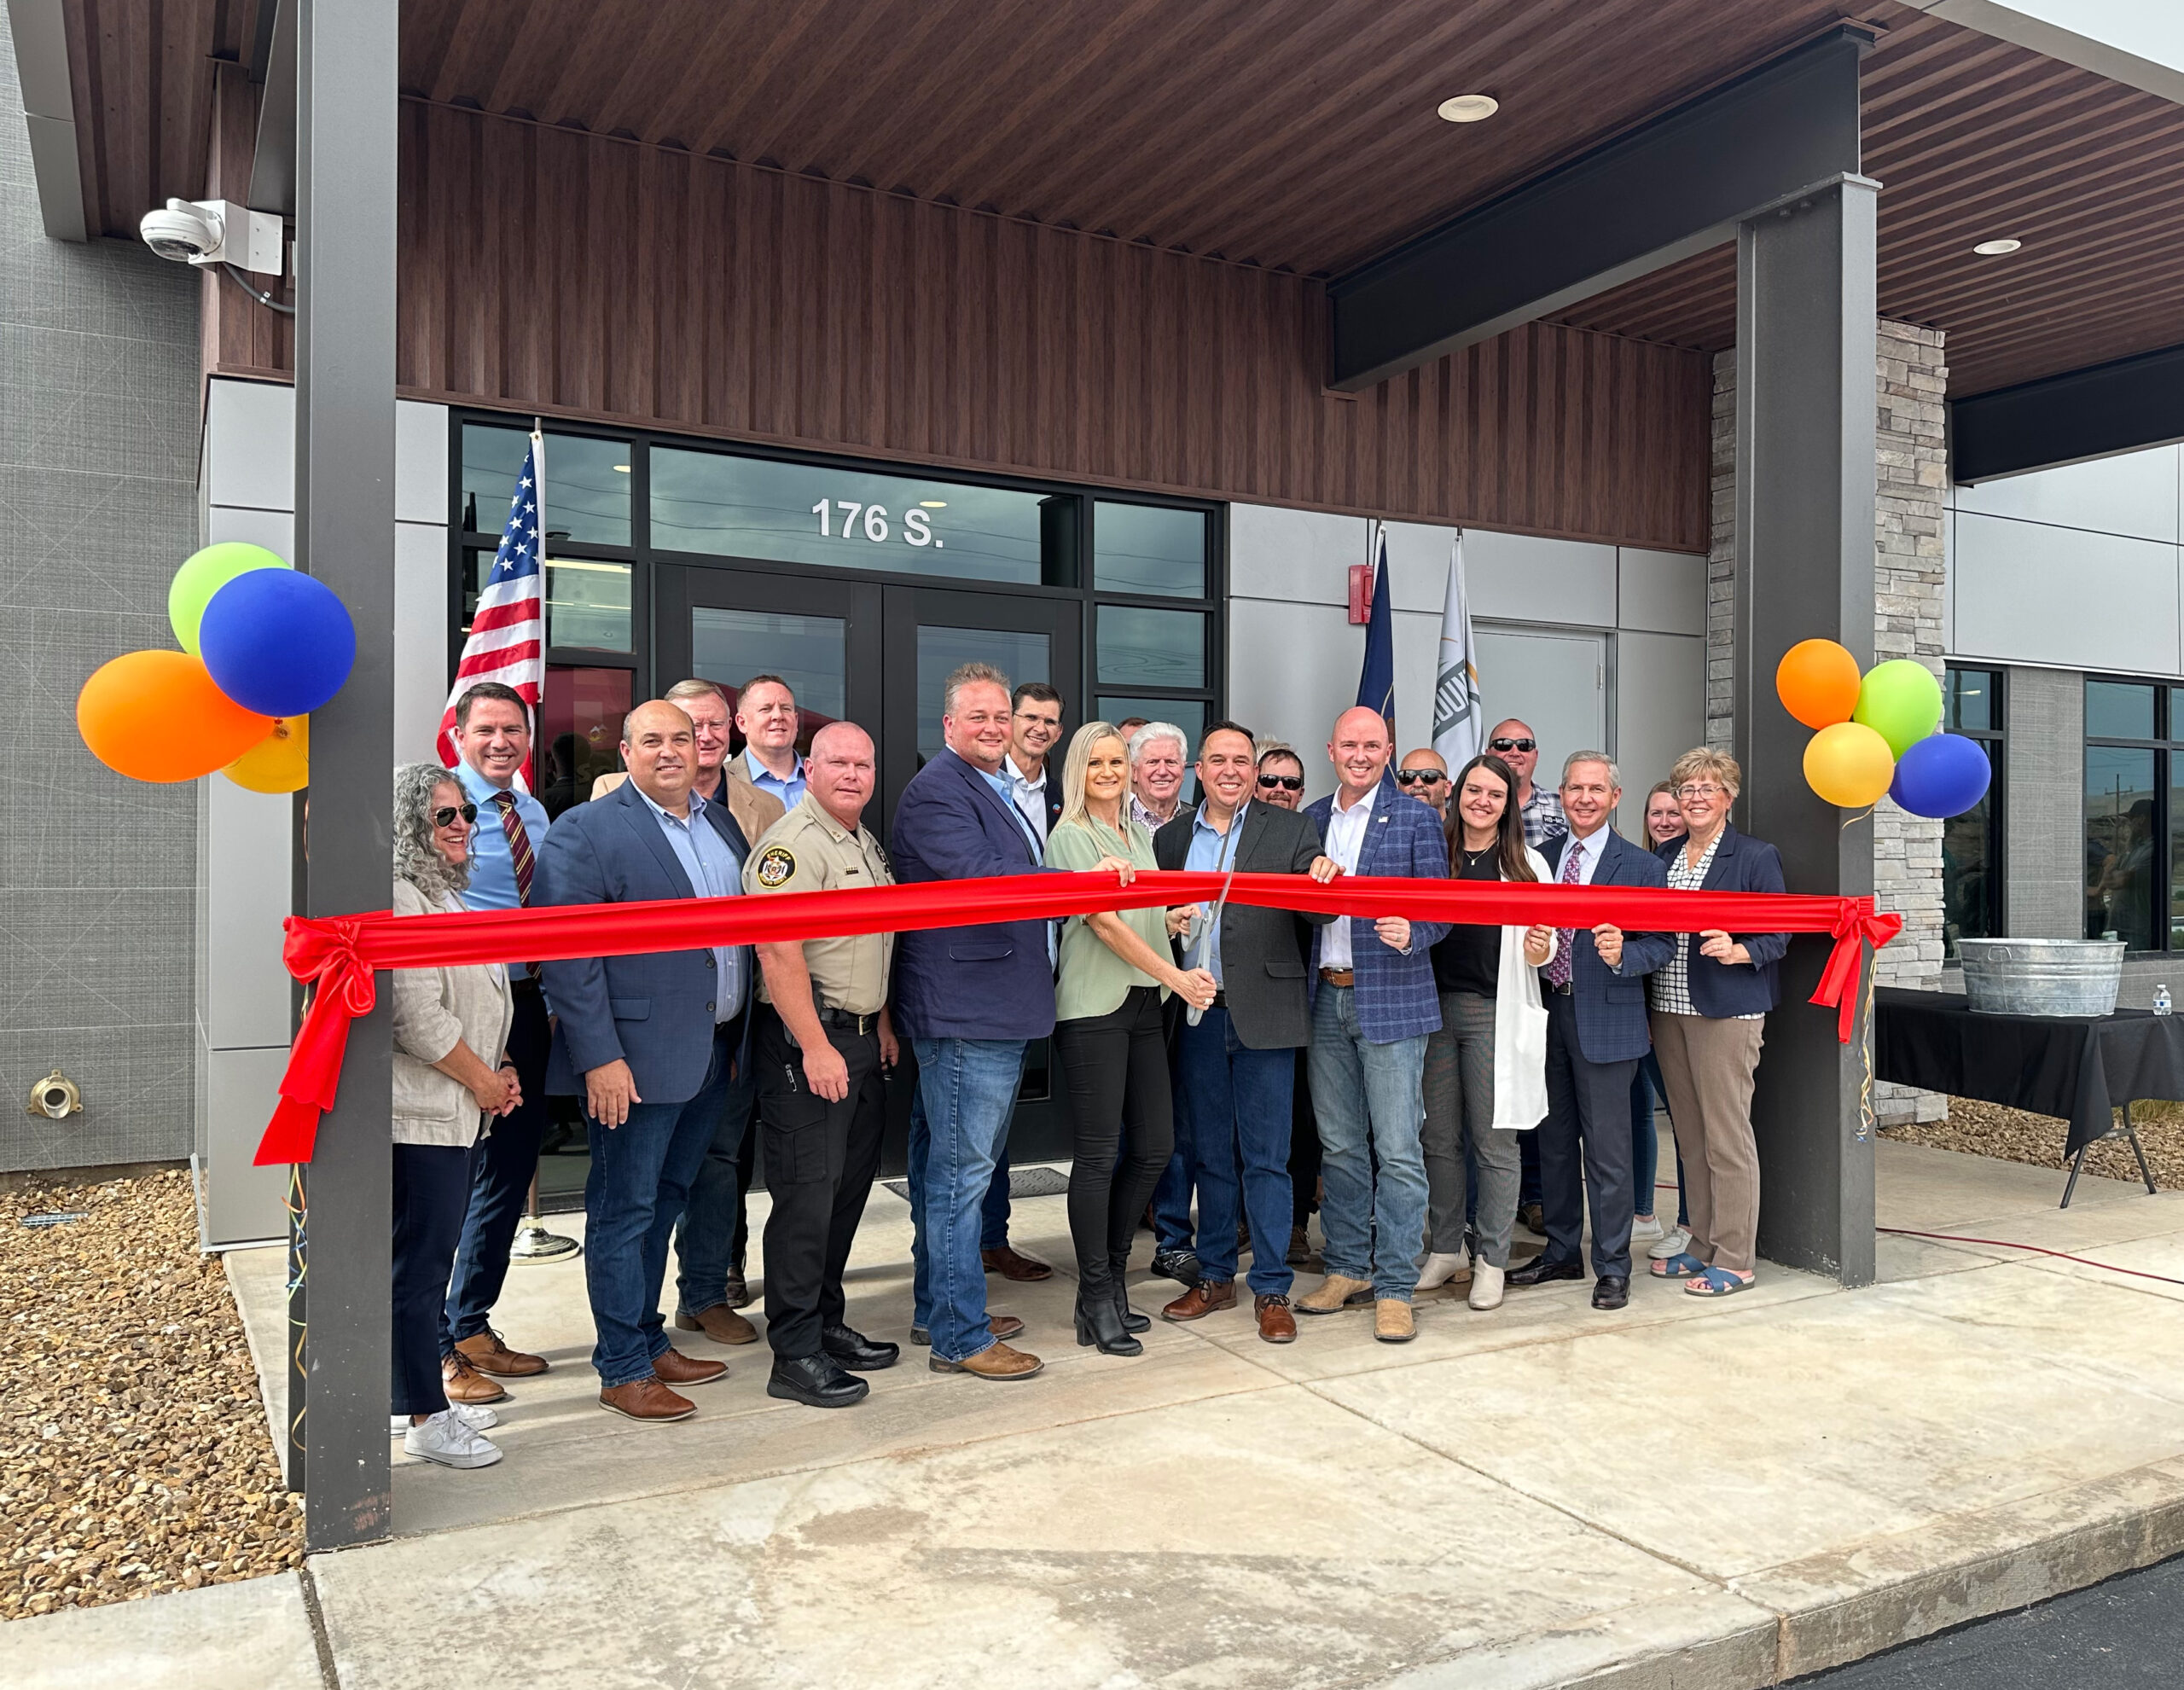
[199,569,357,717]
[1890,731,1991,818]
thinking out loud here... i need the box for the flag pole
[528,418,545,790]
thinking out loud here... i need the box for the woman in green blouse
[1046,721,1218,1356]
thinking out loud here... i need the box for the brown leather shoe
[440,1349,508,1405]
[930,1340,1043,1380]
[651,1347,728,1386]
[909,1313,1025,1346]
[599,1377,696,1421]
[1255,1293,1298,1344]
[722,1268,753,1310]
[1161,1280,1237,1321]
[454,1329,548,1377]
[980,1245,1053,1281]
[674,1304,759,1344]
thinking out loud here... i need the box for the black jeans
[755,1008,887,1359]
[1056,987,1175,1280]
[1289,1045,1321,1228]
[392,1141,472,1418]
[444,984,549,1344]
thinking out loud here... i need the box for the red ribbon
[258,871,1900,1165]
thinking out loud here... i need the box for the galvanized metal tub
[1957,938,2125,1017]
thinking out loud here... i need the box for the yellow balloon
[1803,721,1895,808]
[222,716,309,793]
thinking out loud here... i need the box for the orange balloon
[78,650,276,783]
[1803,721,1896,808]
[1775,639,1863,729]
[223,715,309,793]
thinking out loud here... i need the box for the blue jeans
[1629,1061,1659,1220]
[1177,1008,1295,1296]
[584,1025,738,1388]
[1151,1081,1197,1253]
[671,1043,758,1315]
[981,1147,1014,1251]
[909,1037,1026,1361]
[444,988,550,1345]
[1306,985,1430,1301]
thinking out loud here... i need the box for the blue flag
[1356,522,1395,733]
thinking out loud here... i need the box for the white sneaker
[1468,1262,1506,1310]
[1630,1214,1665,1244]
[1647,1226,1692,1262]
[390,1402,498,1435]
[1415,1250,1471,1291]
[402,1409,503,1469]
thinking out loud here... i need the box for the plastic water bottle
[2156,984,2172,1017]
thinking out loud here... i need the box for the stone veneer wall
[1706,322,1949,1125]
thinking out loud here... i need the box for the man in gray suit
[1152,722,1336,1344]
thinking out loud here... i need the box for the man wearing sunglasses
[441,681,557,1402]
[1395,748,1450,820]
[1486,718,1567,850]
[1255,746,1308,810]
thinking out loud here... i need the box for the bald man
[537,699,763,1425]
[1485,717,1566,848]
[1395,747,1450,819]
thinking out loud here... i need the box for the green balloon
[169,543,291,655]
[1852,659,1943,757]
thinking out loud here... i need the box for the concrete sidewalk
[9,1139,2184,1690]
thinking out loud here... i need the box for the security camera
[138,198,285,273]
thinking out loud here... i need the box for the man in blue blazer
[537,700,758,1424]
[892,662,1130,1380]
[1508,752,1675,1310]
[1294,706,1449,1343]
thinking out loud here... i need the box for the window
[2082,677,2184,950]
[1941,668,2004,956]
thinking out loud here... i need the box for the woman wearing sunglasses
[388,763,522,1470]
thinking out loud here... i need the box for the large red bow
[255,915,384,1167]
[1812,899,1903,1041]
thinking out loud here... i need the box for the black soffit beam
[1327,24,1873,392]
[1952,342,2184,484]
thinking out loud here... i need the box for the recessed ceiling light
[1438,94,1500,123]
[920,500,947,508]
[1972,238,2022,256]
[612,463,631,472]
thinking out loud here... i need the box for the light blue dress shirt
[971,754,1057,967]
[635,785,747,1022]
[451,759,551,970]
[1183,802,1246,986]
[744,747,807,811]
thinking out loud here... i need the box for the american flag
[435,432,545,780]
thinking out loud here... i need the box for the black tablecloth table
[1873,987,2171,1205]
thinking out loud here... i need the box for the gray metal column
[1732,175,1880,1287]
[291,0,398,1550]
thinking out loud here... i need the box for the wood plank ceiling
[60,0,2184,398]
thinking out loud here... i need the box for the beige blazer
[590,764,785,848]
[390,878,514,1147]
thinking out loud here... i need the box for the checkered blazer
[1304,773,1450,1043]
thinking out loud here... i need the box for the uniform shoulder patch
[754,844,798,889]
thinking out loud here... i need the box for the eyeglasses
[1675,782,1728,800]
[1488,737,1536,753]
[1394,769,1446,787]
[1257,774,1304,792]
[432,803,479,828]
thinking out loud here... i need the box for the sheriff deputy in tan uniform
[742,720,900,1411]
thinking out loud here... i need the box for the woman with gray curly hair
[389,761,520,1471]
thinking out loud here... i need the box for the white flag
[1432,531,1484,768]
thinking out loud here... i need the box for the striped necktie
[1545,838,1583,988]
[491,793,540,979]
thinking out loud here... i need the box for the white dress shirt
[1006,754,1049,847]
[1320,782,1378,970]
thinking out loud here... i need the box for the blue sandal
[1684,1266,1754,1297]
[1650,1252,1705,1279]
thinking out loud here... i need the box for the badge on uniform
[754,845,798,888]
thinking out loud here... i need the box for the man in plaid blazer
[1295,706,1450,1343]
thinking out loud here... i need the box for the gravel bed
[1882,1096,2184,1191]
[0,1169,300,1622]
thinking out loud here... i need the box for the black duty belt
[816,1006,880,1036]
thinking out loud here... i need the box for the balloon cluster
[76,543,355,793]
[1775,641,1990,817]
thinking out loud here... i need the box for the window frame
[2082,673,2176,952]
[1940,665,2006,956]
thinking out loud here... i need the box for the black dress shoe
[1592,1275,1630,1310]
[1505,1257,1583,1288]
[766,1353,870,1408]
[1150,1248,1202,1287]
[820,1323,901,1372]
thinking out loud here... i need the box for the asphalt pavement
[1794,1554,2184,1687]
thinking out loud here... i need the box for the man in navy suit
[1507,752,1674,1310]
[1293,706,1449,1344]
[537,700,758,1423]
[892,663,1132,1380]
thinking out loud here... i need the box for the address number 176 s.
[810,500,942,548]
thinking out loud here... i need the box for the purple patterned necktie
[1544,839,1583,987]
